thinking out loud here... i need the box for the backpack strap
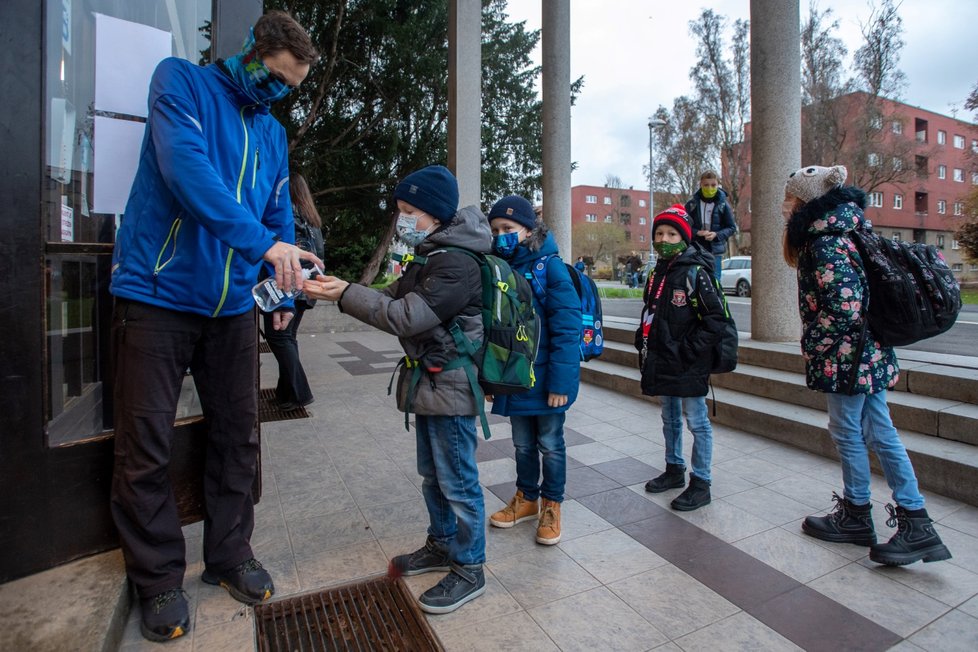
[443,322,491,439]
[528,254,556,307]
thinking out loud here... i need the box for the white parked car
[720,256,751,297]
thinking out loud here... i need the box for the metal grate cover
[258,388,310,422]
[254,576,444,652]
[259,341,272,354]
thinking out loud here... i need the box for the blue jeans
[415,415,486,565]
[661,396,713,482]
[511,413,567,502]
[825,391,924,509]
[713,254,723,282]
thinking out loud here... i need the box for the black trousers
[262,305,313,405]
[109,299,259,598]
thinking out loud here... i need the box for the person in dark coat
[637,204,727,511]
[485,196,582,546]
[304,165,490,614]
[684,170,737,281]
[783,164,951,566]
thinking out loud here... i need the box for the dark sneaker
[202,558,274,604]
[802,492,876,546]
[869,504,953,566]
[418,563,486,614]
[645,463,686,493]
[139,589,190,643]
[390,536,451,577]
[670,474,711,511]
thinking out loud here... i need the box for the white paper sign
[94,14,172,117]
[47,97,76,183]
[93,117,145,214]
[61,203,74,242]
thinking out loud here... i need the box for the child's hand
[547,393,568,408]
[484,394,494,403]
[302,275,349,301]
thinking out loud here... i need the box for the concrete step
[581,359,978,507]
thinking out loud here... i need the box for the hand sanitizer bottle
[252,266,323,312]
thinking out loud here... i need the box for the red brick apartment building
[570,184,653,260]
[734,92,978,281]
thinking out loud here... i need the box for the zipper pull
[256,147,260,170]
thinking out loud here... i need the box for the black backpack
[850,226,961,347]
[686,266,738,374]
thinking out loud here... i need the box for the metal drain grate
[254,576,444,652]
[259,341,272,354]
[258,388,310,422]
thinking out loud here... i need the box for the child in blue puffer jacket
[485,196,581,545]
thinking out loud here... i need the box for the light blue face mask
[492,231,521,259]
[224,29,293,106]
[395,213,432,247]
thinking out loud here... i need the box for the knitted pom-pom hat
[652,204,693,244]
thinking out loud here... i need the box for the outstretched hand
[302,275,350,302]
[262,242,324,293]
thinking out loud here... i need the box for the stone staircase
[584,318,978,507]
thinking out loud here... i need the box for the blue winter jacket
[492,232,581,416]
[111,57,294,317]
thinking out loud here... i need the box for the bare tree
[572,223,627,272]
[800,4,852,165]
[854,0,907,99]
[688,10,751,215]
[647,101,714,203]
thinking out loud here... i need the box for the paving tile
[576,421,635,442]
[488,546,600,609]
[561,427,595,446]
[485,480,517,506]
[345,473,421,507]
[192,589,252,635]
[475,439,512,463]
[558,499,616,541]
[591,456,660,486]
[359,497,430,540]
[715,455,796,484]
[287,507,375,557]
[704,466,763,499]
[278,481,358,521]
[732,527,851,584]
[528,586,668,651]
[435,611,559,651]
[959,594,978,618]
[858,556,978,607]
[764,474,843,509]
[602,434,664,458]
[577,487,664,526]
[476,457,518,486]
[809,563,951,638]
[608,565,739,639]
[486,521,539,563]
[907,609,978,652]
[673,611,803,651]
[668,499,776,543]
[558,528,667,584]
[722,486,821,526]
[566,441,628,466]
[608,414,658,436]
[191,614,255,652]
[748,584,902,652]
[754,444,838,474]
[564,465,621,498]
[940,505,978,538]
[294,540,388,590]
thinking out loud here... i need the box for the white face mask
[395,213,433,247]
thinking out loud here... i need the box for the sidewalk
[116,306,978,651]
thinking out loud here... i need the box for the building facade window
[638,217,646,225]
[953,134,966,149]
[973,172,978,185]
[604,215,612,223]
[603,196,612,205]
[938,235,945,248]
[892,232,902,241]
[585,213,597,222]
[620,195,631,207]
[952,263,963,272]
[938,165,947,179]
[893,194,903,209]
[954,168,964,182]
[638,234,646,243]
[954,202,964,216]
[892,157,903,171]
[937,200,946,214]
[638,199,646,207]
[891,120,902,134]
[868,191,883,207]
[868,152,880,167]
[585,194,597,203]
[937,130,946,145]
[952,240,960,250]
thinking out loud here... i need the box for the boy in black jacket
[637,205,727,511]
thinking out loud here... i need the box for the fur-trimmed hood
[785,186,867,250]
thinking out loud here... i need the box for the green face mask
[653,240,687,259]
[701,185,718,199]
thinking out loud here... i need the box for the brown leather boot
[490,490,539,528]
[536,499,562,545]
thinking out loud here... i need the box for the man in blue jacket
[684,170,737,280]
[109,11,320,643]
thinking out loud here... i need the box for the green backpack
[398,247,539,438]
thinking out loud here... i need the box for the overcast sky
[503,0,978,190]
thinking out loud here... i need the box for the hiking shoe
[645,463,686,493]
[869,504,953,566]
[418,563,486,614]
[670,474,711,511]
[802,492,876,546]
[490,490,539,528]
[390,536,451,576]
[536,499,562,545]
[139,588,190,642]
[202,558,274,605]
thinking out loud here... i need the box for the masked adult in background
[684,170,737,281]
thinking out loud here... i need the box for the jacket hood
[509,225,558,265]
[212,61,271,114]
[786,186,866,249]
[420,204,492,254]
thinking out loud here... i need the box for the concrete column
[541,0,572,257]
[749,0,800,342]
[211,0,262,60]
[448,0,482,208]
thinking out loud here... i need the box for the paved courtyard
[117,326,978,651]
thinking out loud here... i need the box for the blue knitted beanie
[393,165,459,222]
[488,195,537,231]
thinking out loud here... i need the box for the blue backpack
[528,255,604,362]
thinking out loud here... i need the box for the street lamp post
[647,117,666,257]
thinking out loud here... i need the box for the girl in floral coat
[782,165,950,566]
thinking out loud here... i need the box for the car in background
[637,257,656,289]
[720,256,752,297]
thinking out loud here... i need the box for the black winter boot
[869,504,953,566]
[802,492,876,545]
[670,475,711,511]
[645,463,687,493]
